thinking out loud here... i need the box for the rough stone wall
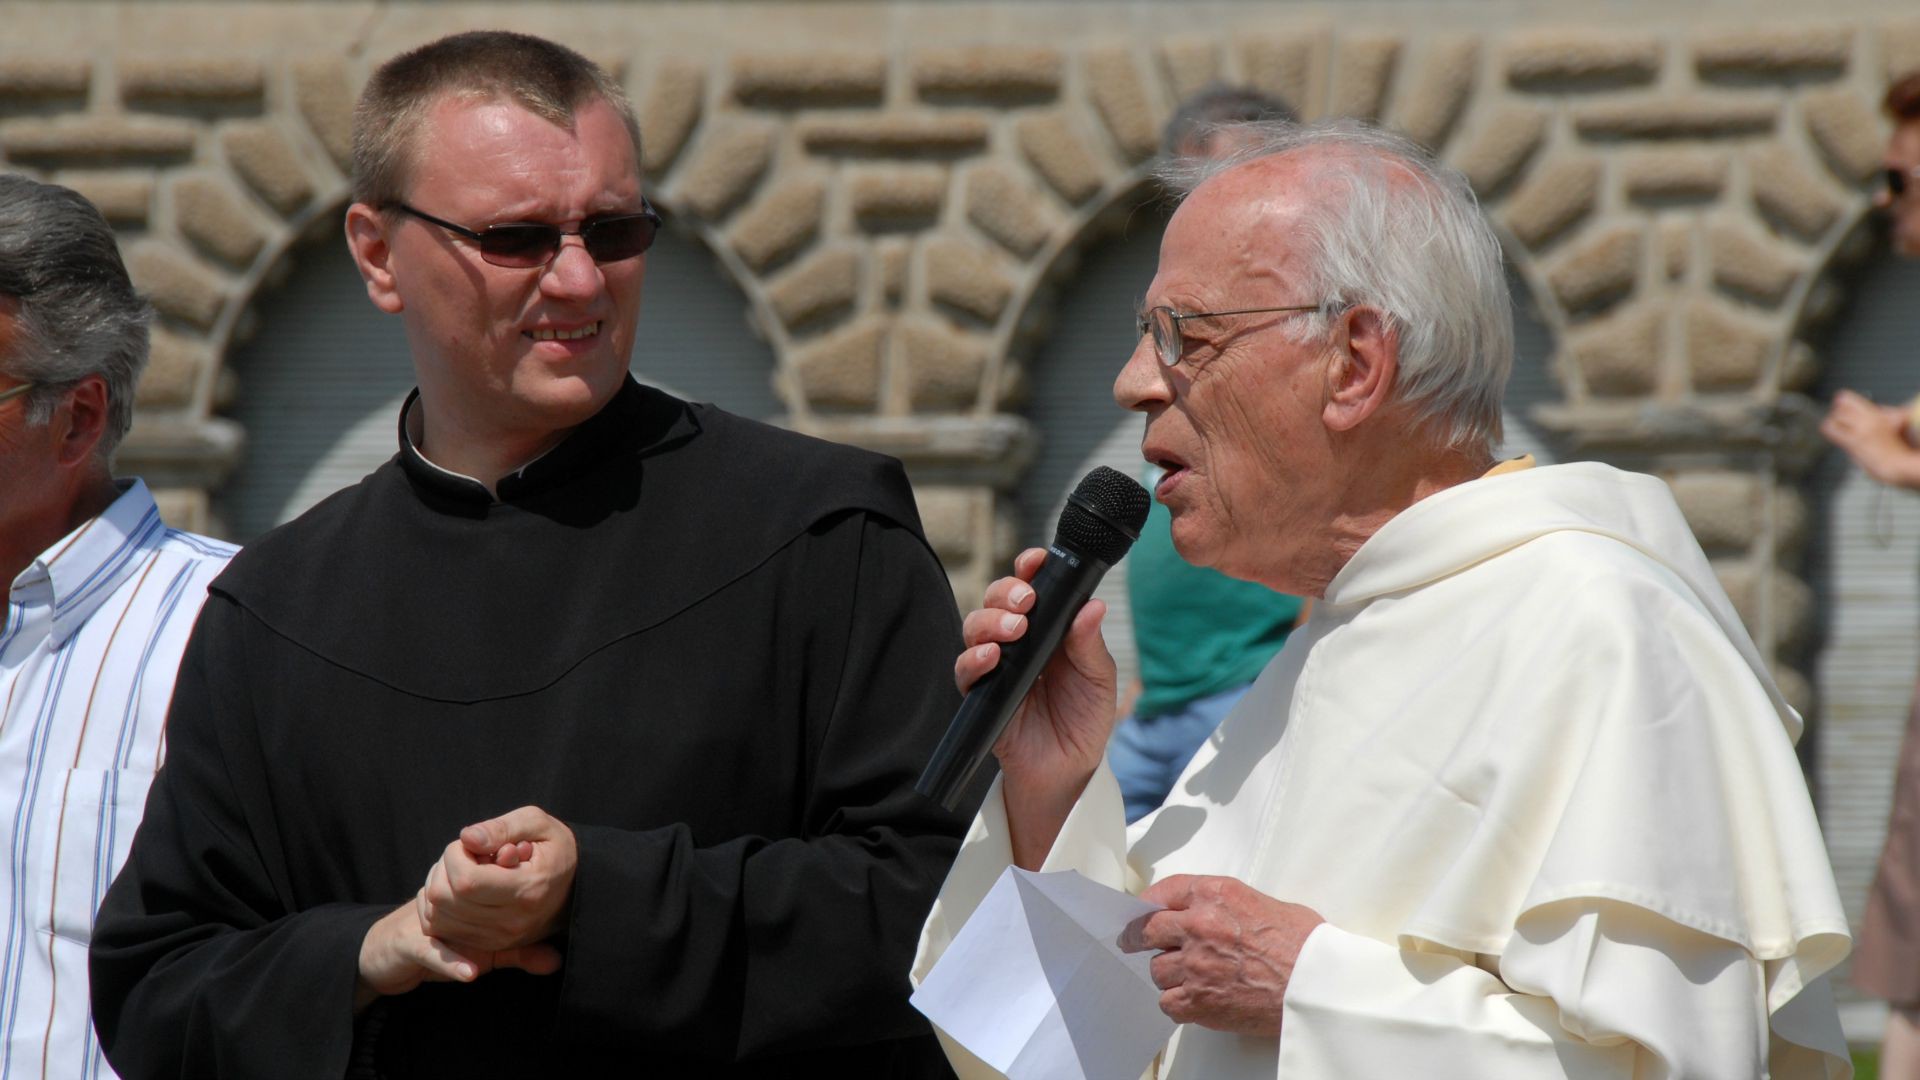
[3,5,1919,995]
[2,1,1913,645]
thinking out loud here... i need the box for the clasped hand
[356,806,576,1007]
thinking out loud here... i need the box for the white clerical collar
[400,394,560,496]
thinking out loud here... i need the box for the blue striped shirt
[0,479,234,1080]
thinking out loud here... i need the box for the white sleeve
[912,764,1142,1080]
[913,763,1135,988]
[1279,899,1847,1080]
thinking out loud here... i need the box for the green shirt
[1125,490,1303,719]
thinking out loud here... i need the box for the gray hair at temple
[1156,119,1512,455]
[0,174,152,457]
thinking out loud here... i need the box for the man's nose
[1114,330,1171,411]
[539,236,602,301]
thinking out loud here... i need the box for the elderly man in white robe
[912,120,1852,1079]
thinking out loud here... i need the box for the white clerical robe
[913,462,1852,1079]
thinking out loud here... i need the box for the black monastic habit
[90,380,968,1078]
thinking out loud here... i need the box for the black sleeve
[555,510,970,1061]
[89,596,389,1080]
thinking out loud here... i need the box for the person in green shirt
[1111,465,1304,821]
[1107,87,1306,823]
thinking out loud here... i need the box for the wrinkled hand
[1120,875,1325,1037]
[419,806,578,954]
[957,547,1118,866]
[354,901,561,1012]
[1822,389,1920,488]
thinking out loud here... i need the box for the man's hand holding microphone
[931,466,1323,1037]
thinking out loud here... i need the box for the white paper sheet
[911,867,1176,1080]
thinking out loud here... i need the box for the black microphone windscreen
[1055,466,1151,564]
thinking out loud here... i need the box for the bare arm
[1822,389,1920,490]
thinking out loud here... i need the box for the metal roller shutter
[1502,266,1561,465]
[1807,249,1920,1001]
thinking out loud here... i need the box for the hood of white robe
[1323,461,1801,742]
[1134,457,1845,983]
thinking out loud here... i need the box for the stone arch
[985,24,1545,675]
[102,57,362,533]
[977,27,1563,603]
[214,205,409,540]
[2,10,1907,600]
[662,48,1100,426]
[990,23,1590,499]
[649,42,1171,598]
[1001,169,1163,530]
[998,171,1165,691]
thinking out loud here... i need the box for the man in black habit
[89,30,967,1079]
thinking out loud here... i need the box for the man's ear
[53,375,110,468]
[344,202,405,315]
[1322,306,1398,433]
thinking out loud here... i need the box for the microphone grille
[1053,466,1152,564]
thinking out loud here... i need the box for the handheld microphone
[916,466,1152,812]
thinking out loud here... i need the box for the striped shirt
[0,479,234,1080]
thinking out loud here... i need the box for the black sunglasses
[391,200,662,268]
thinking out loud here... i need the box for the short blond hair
[351,30,642,208]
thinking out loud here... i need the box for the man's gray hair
[0,174,152,456]
[1157,119,1513,455]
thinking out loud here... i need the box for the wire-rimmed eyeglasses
[391,200,663,269]
[0,381,34,406]
[1136,304,1325,368]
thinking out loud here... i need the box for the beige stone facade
[6,0,1920,1011]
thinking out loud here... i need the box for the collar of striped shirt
[12,478,168,647]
